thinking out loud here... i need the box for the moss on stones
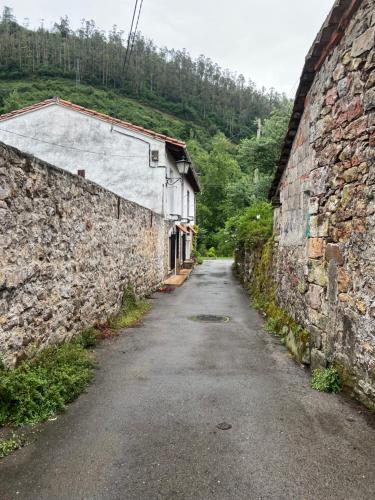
[244,237,310,365]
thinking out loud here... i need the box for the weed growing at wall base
[311,368,342,393]
[0,433,27,458]
[0,341,95,425]
[109,287,151,330]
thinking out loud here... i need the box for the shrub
[311,368,342,393]
[0,342,95,425]
[206,247,217,259]
[191,249,203,265]
[232,201,273,249]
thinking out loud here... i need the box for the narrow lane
[1,260,374,500]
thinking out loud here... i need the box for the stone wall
[273,0,375,408]
[0,142,168,367]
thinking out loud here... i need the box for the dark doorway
[169,233,176,270]
[176,228,180,262]
[182,234,186,262]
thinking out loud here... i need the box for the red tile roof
[0,97,187,149]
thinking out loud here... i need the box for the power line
[127,0,144,69]
[123,0,139,74]
[123,0,144,76]
[0,127,147,159]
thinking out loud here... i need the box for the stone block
[337,268,350,293]
[347,95,363,122]
[308,307,329,331]
[308,284,323,310]
[308,238,325,258]
[309,167,328,195]
[0,184,11,200]
[364,87,375,112]
[325,86,338,105]
[337,77,349,97]
[325,243,344,265]
[308,197,319,215]
[310,348,327,371]
[342,51,352,65]
[308,261,328,287]
[351,27,375,57]
[344,116,368,139]
[309,215,328,238]
[327,260,338,304]
[333,64,345,81]
[309,326,322,349]
[332,221,353,242]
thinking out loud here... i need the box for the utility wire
[127,0,144,70]
[0,127,146,159]
[123,0,139,74]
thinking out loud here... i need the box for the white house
[0,97,200,274]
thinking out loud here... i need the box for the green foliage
[191,249,203,265]
[311,368,342,393]
[0,342,95,425]
[224,171,273,220]
[0,433,26,457]
[74,328,102,349]
[265,317,282,335]
[2,88,21,112]
[205,247,217,259]
[0,79,206,143]
[190,101,289,256]
[229,201,273,250]
[109,287,150,330]
[0,10,291,260]
[237,103,292,175]
[0,8,285,141]
[211,228,234,257]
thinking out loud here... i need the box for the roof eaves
[269,0,363,201]
[0,97,186,149]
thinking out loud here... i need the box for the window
[187,190,190,217]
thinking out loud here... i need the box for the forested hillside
[0,7,291,256]
[0,7,285,141]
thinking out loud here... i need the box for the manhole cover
[189,314,231,323]
[216,422,232,430]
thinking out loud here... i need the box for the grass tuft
[109,287,150,330]
[73,328,102,349]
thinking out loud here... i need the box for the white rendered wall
[0,104,169,215]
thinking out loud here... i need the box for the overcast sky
[3,0,334,96]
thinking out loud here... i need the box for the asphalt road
[1,260,374,500]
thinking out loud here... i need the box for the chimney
[77,169,85,178]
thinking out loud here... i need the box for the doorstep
[179,268,193,276]
[164,274,188,286]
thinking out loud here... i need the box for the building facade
[270,0,374,407]
[0,98,200,274]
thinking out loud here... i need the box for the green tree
[237,102,291,175]
[192,133,241,249]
